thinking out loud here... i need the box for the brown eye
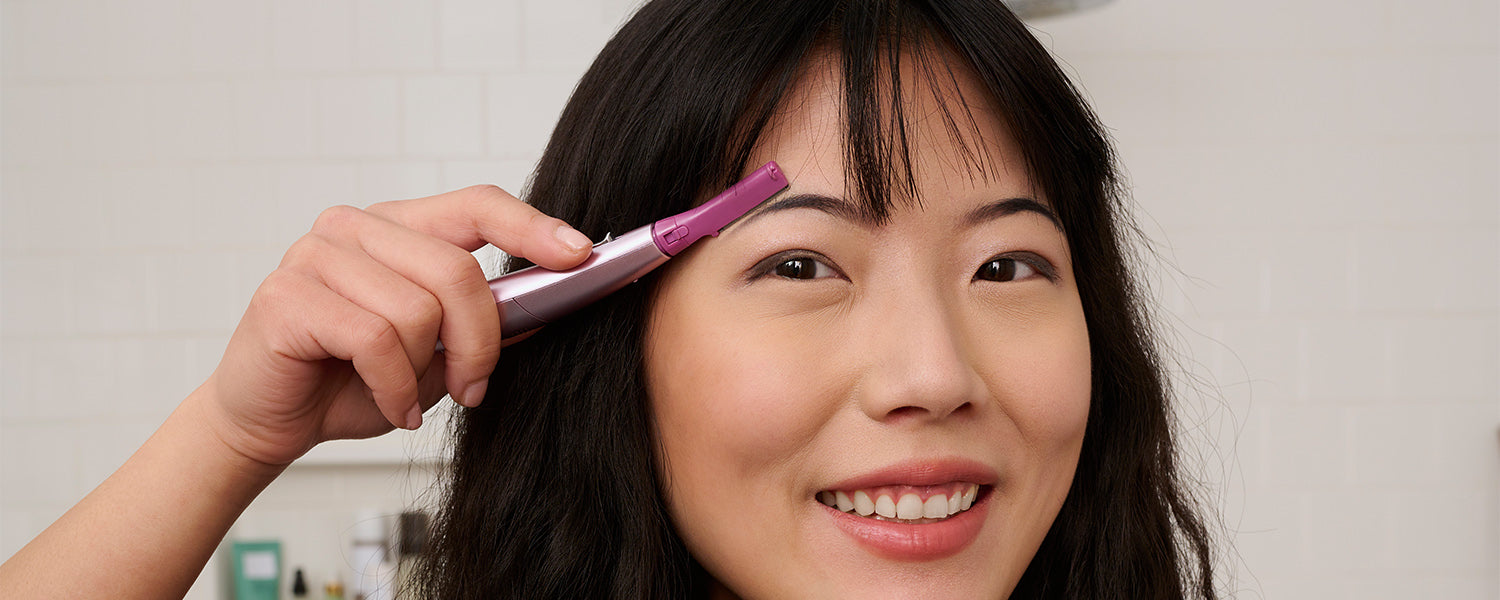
[976,258,1036,282]
[774,257,834,280]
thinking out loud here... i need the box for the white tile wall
[438,0,522,70]
[271,0,356,73]
[316,77,402,157]
[187,0,273,74]
[355,0,438,71]
[2,0,1495,598]
[402,75,485,157]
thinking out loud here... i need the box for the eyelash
[750,250,844,281]
[749,250,1059,283]
[975,252,1059,283]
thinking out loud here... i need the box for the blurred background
[1,0,1495,597]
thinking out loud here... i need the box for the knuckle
[387,375,421,402]
[433,249,484,291]
[251,271,322,323]
[356,314,401,352]
[526,213,568,252]
[466,337,503,362]
[312,204,362,234]
[396,290,443,331]
[461,186,502,218]
[250,269,299,312]
[462,185,529,221]
[445,319,503,363]
[527,211,555,230]
[463,184,509,202]
[278,233,326,268]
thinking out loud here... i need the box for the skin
[645,54,1092,598]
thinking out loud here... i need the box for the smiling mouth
[816,482,982,524]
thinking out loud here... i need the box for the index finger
[366,185,593,271]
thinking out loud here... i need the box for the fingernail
[405,404,423,430]
[555,225,591,253]
[464,380,488,407]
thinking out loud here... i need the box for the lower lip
[823,490,989,561]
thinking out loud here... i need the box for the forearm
[0,385,286,599]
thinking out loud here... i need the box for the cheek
[1011,335,1091,447]
[644,286,842,544]
[650,328,833,478]
[972,297,1092,464]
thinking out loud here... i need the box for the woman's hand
[198,185,592,467]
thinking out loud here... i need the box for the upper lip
[820,457,999,492]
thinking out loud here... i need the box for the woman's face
[644,55,1091,599]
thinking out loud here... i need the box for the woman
[0,0,1219,598]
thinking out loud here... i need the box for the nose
[853,287,988,425]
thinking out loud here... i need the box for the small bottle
[324,579,345,600]
[291,568,308,598]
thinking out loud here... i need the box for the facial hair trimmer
[435,161,788,350]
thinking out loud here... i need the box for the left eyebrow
[963,197,1062,231]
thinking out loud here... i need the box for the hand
[196,185,592,467]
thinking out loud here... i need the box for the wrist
[176,380,291,483]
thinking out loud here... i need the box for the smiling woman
[415,0,1218,598]
[0,0,1219,598]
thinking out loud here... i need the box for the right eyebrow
[731,193,876,229]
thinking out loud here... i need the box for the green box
[231,540,281,600]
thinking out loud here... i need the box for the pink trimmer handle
[489,225,668,338]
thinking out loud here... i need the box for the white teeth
[853,491,875,516]
[819,484,982,521]
[923,495,948,519]
[896,494,924,519]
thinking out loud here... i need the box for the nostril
[885,406,927,420]
[884,401,971,422]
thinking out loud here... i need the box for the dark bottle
[291,568,308,598]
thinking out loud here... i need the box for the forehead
[743,45,1036,215]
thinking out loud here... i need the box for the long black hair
[414,1,1219,597]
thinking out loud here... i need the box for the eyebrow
[963,197,1062,231]
[735,193,875,228]
[734,192,1063,231]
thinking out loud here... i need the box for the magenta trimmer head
[651,162,787,256]
[440,162,788,345]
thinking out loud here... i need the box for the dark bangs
[519,0,1110,243]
